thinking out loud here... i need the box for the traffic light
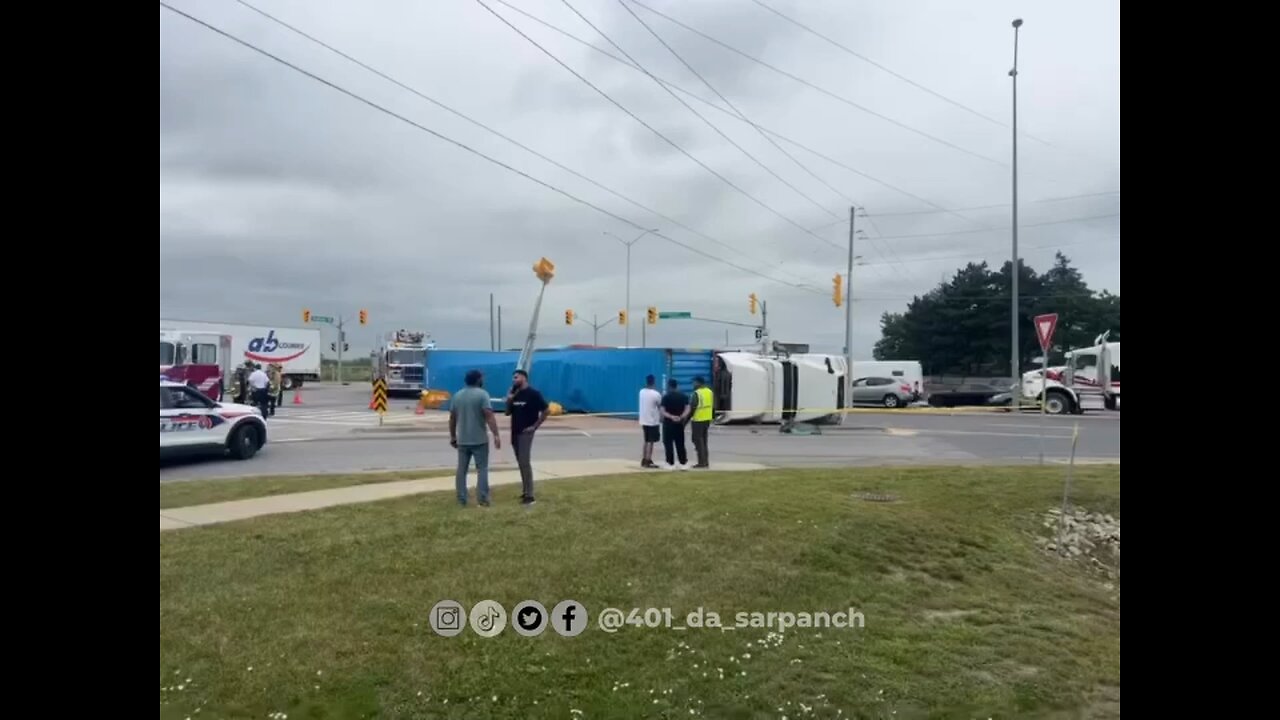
[565,309,575,325]
[832,274,843,307]
[359,309,369,325]
[303,309,311,323]
[748,293,758,315]
[343,342,349,352]
[533,257,556,282]
[618,310,628,326]
[647,306,658,324]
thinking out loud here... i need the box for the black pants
[252,388,271,418]
[691,420,710,466]
[662,421,688,466]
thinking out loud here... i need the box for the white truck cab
[1021,332,1120,414]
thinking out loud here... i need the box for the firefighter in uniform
[267,363,283,417]
[232,360,254,404]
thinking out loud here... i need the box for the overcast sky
[160,0,1119,358]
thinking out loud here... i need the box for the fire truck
[374,330,433,395]
[159,330,234,401]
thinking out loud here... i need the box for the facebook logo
[551,600,587,637]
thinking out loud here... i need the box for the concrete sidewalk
[159,459,769,532]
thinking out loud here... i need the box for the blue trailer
[425,348,714,417]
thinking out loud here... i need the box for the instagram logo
[429,600,466,637]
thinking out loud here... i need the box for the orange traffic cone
[293,391,303,405]
[369,398,377,410]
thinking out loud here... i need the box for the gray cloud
[160,0,1119,358]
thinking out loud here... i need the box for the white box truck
[158,319,322,389]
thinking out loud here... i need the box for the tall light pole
[1009,18,1024,390]
[604,228,658,347]
[844,206,856,409]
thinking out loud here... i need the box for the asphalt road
[161,383,1120,482]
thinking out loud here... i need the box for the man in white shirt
[638,374,663,469]
[247,363,271,418]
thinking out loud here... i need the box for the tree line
[873,253,1119,376]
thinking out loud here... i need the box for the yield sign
[1034,313,1059,353]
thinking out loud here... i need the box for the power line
[615,0,852,216]
[872,213,1120,242]
[859,236,1119,268]
[613,0,914,285]
[626,0,1007,168]
[560,0,840,235]
[488,0,992,231]
[811,191,1121,227]
[746,0,1052,146]
[473,0,842,253]
[855,210,912,280]
[230,0,812,285]
[159,1,826,296]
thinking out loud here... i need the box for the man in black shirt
[506,369,549,506]
[660,378,691,470]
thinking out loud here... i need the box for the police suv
[160,379,267,460]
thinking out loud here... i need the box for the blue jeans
[456,443,490,505]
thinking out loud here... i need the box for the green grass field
[158,470,455,509]
[159,465,1120,719]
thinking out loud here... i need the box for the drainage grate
[853,492,899,503]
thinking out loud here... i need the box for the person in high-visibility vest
[267,363,283,417]
[690,376,714,468]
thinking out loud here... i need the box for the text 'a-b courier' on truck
[374,330,433,394]
[1020,332,1120,415]
[159,320,322,392]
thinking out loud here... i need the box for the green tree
[873,254,1119,375]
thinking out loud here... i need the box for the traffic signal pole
[336,315,344,385]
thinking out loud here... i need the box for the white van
[850,361,924,401]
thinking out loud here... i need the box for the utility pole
[497,305,503,350]
[593,313,599,346]
[760,300,769,353]
[844,205,856,406]
[1009,18,1024,393]
[489,293,495,351]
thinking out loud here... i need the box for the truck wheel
[1043,391,1070,415]
[882,394,901,409]
[228,423,262,460]
[282,376,296,391]
[1104,395,1117,411]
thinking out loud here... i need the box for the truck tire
[1042,390,1071,415]
[1104,395,1117,411]
[282,375,296,391]
[882,394,901,409]
[228,423,263,460]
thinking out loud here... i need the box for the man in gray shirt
[449,369,501,507]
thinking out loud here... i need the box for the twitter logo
[512,600,549,637]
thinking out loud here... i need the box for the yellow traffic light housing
[647,306,658,324]
[618,310,628,326]
[748,293,758,315]
[359,309,369,325]
[302,309,311,323]
[832,274,843,307]
[565,309,575,325]
[533,257,556,283]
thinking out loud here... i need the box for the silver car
[850,377,915,409]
